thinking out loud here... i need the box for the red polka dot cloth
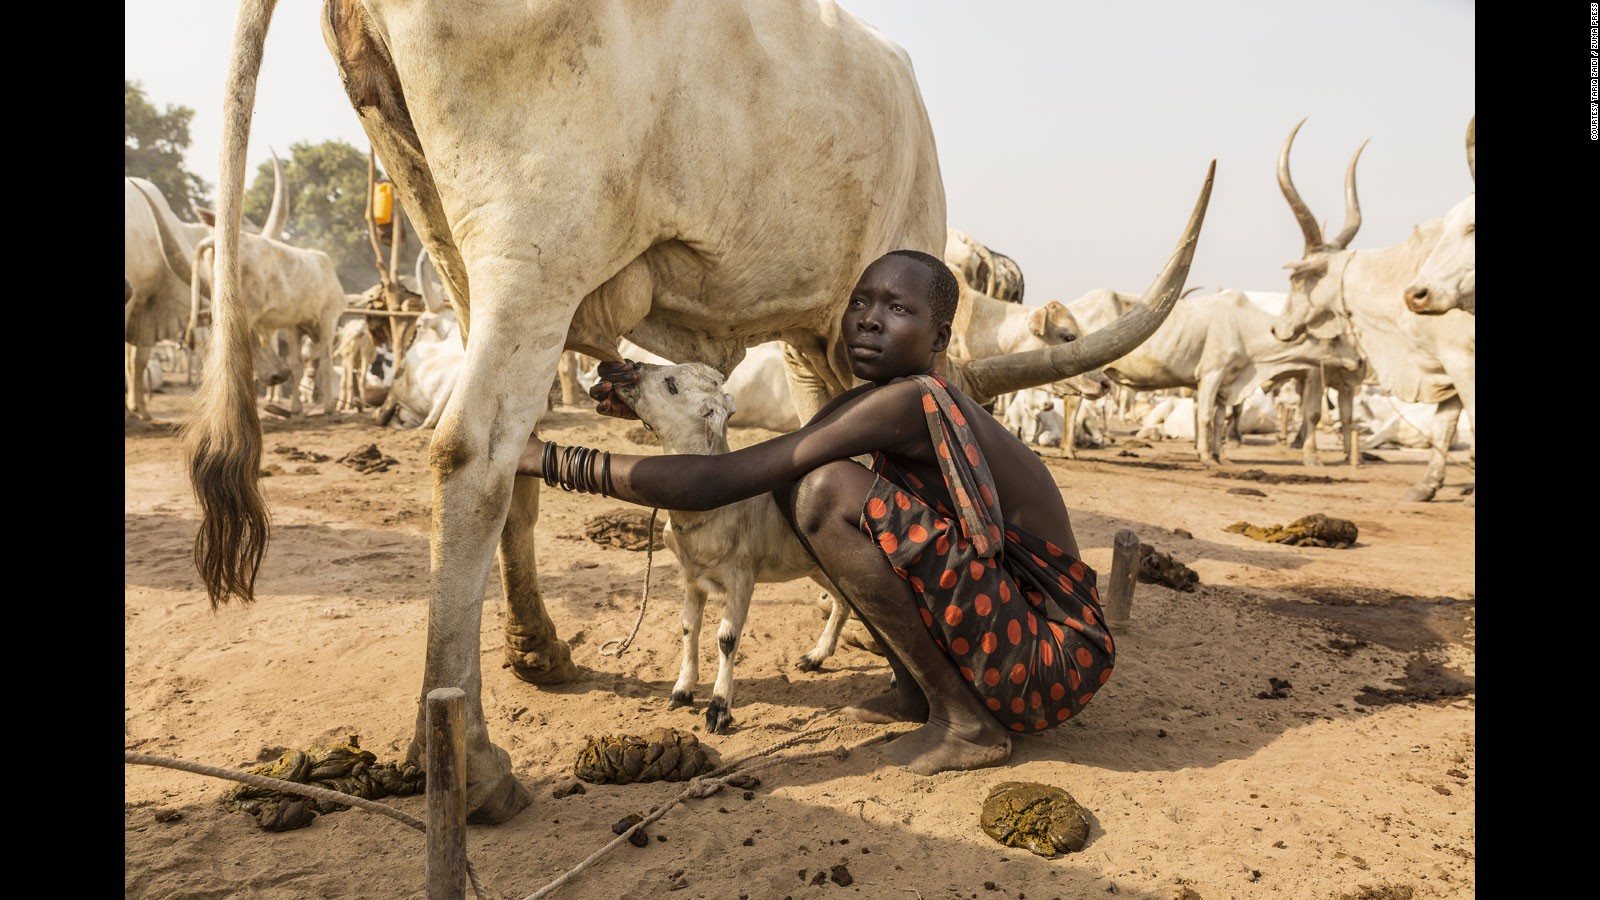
[861,373,1114,733]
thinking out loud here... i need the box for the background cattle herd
[127,117,1475,496]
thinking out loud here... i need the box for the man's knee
[780,461,868,541]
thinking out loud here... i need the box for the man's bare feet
[878,718,1011,775]
[843,688,929,725]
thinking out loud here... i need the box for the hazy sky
[125,0,1475,304]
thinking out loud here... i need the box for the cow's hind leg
[499,474,576,684]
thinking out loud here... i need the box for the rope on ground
[521,720,892,900]
[600,507,658,658]
[125,750,501,900]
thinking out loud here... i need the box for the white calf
[609,361,849,734]
[333,318,379,411]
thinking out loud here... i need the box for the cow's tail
[183,0,278,608]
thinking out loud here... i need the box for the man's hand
[590,359,643,420]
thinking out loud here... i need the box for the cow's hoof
[505,638,576,685]
[796,654,825,673]
[1302,456,1324,468]
[1402,485,1439,503]
[669,690,694,709]
[466,767,534,825]
[706,700,734,734]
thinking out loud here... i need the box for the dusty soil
[125,380,1475,900]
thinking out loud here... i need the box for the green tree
[242,140,419,293]
[125,80,211,221]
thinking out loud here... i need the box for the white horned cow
[606,359,851,733]
[1060,286,1362,465]
[1403,119,1475,316]
[1271,118,1475,503]
[195,0,1212,823]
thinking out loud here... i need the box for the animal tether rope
[600,507,658,658]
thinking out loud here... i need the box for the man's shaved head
[885,249,960,327]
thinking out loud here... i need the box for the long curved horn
[1466,116,1475,182]
[958,160,1215,401]
[1326,139,1367,250]
[1277,119,1324,254]
[130,180,194,284]
[1180,286,1205,299]
[260,147,288,241]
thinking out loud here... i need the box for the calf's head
[597,360,736,454]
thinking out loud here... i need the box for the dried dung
[575,727,714,784]
[979,781,1090,856]
[1138,544,1199,592]
[223,735,424,831]
[1226,513,1358,548]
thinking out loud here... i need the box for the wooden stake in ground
[427,688,467,900]
[1104,528,1140,629]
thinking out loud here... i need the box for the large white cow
[1270,119,1475,503]
[125,178,196,421]
[195,0,1212,823]
[1402,120,1475,316]
[1060,287,1362,465]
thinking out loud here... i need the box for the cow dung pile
[1226,513,1359,548]
[574,727,715,785]
[223,735,425,832]
[585,509,667,551]
[979,781,1091,857]
[338,443,399,474]
[1138,544,1200,592]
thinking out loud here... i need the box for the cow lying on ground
[604,360,850,733]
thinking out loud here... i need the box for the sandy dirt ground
[125,378,1475,900]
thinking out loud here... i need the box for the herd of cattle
[123,1,1472,825]
[128,118,1476,495]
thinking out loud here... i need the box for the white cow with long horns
[1270,117,1475,503]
